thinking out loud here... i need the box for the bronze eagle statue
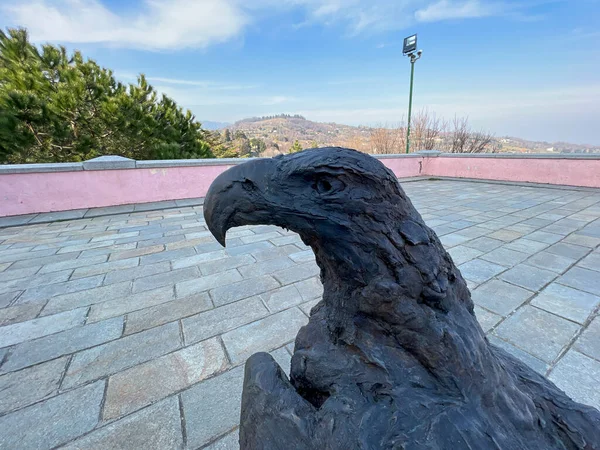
[204,147,600,450]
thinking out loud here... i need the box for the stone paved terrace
[1,179,600,449]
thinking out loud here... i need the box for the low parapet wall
[1,153,599,217]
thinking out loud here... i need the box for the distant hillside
[201,120,231,131]
[226,116,372,155]
[218,115,599,156]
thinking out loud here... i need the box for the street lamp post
[403,35,423,154]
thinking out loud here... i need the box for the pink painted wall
[424,157,600,188]
[0,165,232,217]
[1,155,599,218]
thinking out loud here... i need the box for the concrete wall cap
[0,162,84,174]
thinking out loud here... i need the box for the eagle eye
[313,176,345,195]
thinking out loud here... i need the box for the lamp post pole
[402,34,422,154]
[406,56,416,154]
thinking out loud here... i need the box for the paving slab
[498,264,557,291]
[103,337,228,419]
[62,322,181,389]
[558,266,600,296]
[222,308,308,364]
[0,380,104,450]
[549,350,600,409]
[493,306,580,363]
[182,296,270,345]
[1,317,123,373]
[211,275,280,307]
[182,366,245,449]
[457,259,506,284]
[574,317,600,361]
[531,282,600,324]
[61,396,183,450]
[471,279,533,316]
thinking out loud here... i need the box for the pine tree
[289,140,303,153]
[0,28,215,163]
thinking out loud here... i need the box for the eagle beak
[203,158,277,247]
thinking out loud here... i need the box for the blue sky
[2,0,599,144]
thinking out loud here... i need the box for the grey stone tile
[270,235,302,247]
[574,317,600,361]
[525,251,576,273]
[0,262,11,272]
[272,262,320,285]
[0,357,67,414]
[125,292,212,335]
[0,308,87,349]
[226,241,274,256]
[457,259,506,284]
[0,291,22,308]
[531,283,600,324]
[288,250,315,263]
[0,265,42,284]
[132,266,198,293]
[104,337,228,420]
[260,285,303,312]
[546,242,591,260]
[84,204,135,218]
[1,317,123,373]
[71,258,138,280]
[0,301,43,326]
[271,346,292,376]
[103,261,170,285]
[41,281,131,315]
[503,238,549,255]
[171,250,227,269]
[17,274,104,305]
[493,306,580,363]
[558,267,600,296]
[488,230,523,242]
[211,275,280,307]
[78,242,137,258]
[293,277,324,301]
[0,380,104,450]
[479,247,529,268]
[199,254,254,276]
[107,244,165,261]
[439,232,473,248]
[3,250,69,267]
[0,214,37,228]
[28,209,87,224]
[549,351,600,409]
[525,231,564,245]
[62,322,181,389]
[176,270,242,298]
[222,308,308,364]
[0,268,73,295]
[88,285,175,323]
[565,233,600,248]
[238,257,295,279]
[183,366,244,449]
[38,255,108,274]
[473,306,502,332]
[240,231,282,245]
[448,245,483,265]
[139,247,196,265]
[299,298,320,316]
[182,297,270,345]
[471,279,533,316]
[487,335,548,375]
[61,396,183,450]
[250,244,299,262]
[204,431,239,450]
[578,251,600,272]
[498,264,557,291]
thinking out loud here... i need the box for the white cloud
[2,0,248,50]
[1,0,523,50]
[415,0,501,22]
